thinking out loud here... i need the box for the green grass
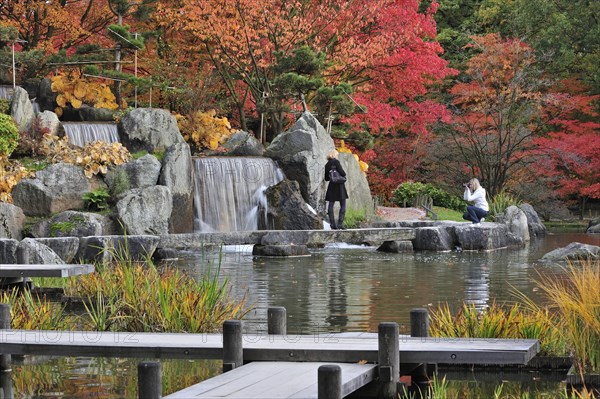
[433,206,464,222]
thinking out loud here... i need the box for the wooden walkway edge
[163,362,378,399]
[0,330,539,365]
[0,264,94,278]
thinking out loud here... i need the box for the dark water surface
[4,232,599,398]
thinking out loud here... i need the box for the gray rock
[78,105,115,121]
[32,237,80,263]
[496,205,530,243]
[454,222,524,251]
[31,211,114,238]
[12,163,92,216]
[116,186,173,235]
[18,238,65,264]
[265,179,323,230]
[339,152,374,219]
[223,131,265,156]
[10,86,34,133]
[159,143,194,233]
[265,112,335,214]
[377,240,414,253]
[412,226,456,251]
[77,235,160,262]
[252,244,310,257]
[541,242,600,263]
[0,238,19,263]
[106,154,161,191]
[119,108,184,153]
[519,203,547,237]
[37,78,57,113]
[587,218,600,234]
[0,203,25,240]
[35,111,62,137]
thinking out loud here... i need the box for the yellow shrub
[51,72,120,117]
[177,110,236,150]
[338,140,368,173]
[0,156,34,203]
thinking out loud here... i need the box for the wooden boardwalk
[0,264,94,279]
[0,330,539,365]
[164,362,378,399]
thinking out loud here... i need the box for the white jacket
[464,187,489,211]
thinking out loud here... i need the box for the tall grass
[489,190,522,217]
[0,289,72,330]
[532,258,600,374]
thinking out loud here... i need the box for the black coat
[325,159,349,201]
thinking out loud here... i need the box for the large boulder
[10,86,34,134]
[36,78,57,113]
[116,185,173,235]
[265,112,335,214]
[222,131,265,156]
[78,105,115,121]
[0,203,25,240]
[118,108,184,153]
[412,226,456,251]
[587,218,600,234]
[264,179,323,230]
[12,163,92,216]
[454,223,524,251]
[0,238,19,264]
[31,211,115,238]
[32,237,80,263]
[519,203,546,237]
[105,154,162,191]
[17,238,65,264]
[339,152,374,217]
[541,242,600,263]
[35,111,62,137]
[78,235,160,263]
[158,143,194,233]
[495,205,530,243]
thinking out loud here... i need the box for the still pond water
[3,231,599,398]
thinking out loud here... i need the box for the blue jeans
[463,206,488,223]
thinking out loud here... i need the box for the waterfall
[63,122,120,147]
[0,86,13,99]
[193,157,285,232]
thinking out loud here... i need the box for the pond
[3,231,599,398]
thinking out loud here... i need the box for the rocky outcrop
[17,238,65,264]
[12,163,92,216]
[541,242,600,263]
[78,105,115,121]
[32,237,80,263]
[223,131,265,156]
[10,86,34,134]
[0,203,25,240]
[519,203,546,237]
[116,186,173,235]
[31,211,114,238]
[78,235,160,263]
[35,111,62,137]
[454,222,524,251]
[412,225,457,251]
[159,143,194,233]
[495,205,530,243]
[0,238,19,263]
[265,112,335,214]
[339,152,374,217]
[587,218,600,234]
[119,108,184,153]
[106,154,161,191]
[264,179,323,230]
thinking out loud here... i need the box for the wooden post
[223,320,243,372]
[410,308,429,338]
[138,361,161,399]
[318,364,342,399]
[0,369,13,399]
[410,308,431,384]
[378,322,399,399]
[267,307,286,335]
[0,304,11,372]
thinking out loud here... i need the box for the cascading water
[62,122,120,147]
[193,157,285,232]
[0,86,13,99]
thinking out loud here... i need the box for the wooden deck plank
[0,264,94,278]
[164,362,378,399]
[0,330,539,365]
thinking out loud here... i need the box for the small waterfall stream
[193,157,284,232]
[63,122,120,147]
[0,85,13,99]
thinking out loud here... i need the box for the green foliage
[107,24,145,50]
[489,190,522,217]
[83,188,110,211]
[346,130,373,152]
[0,98,10,114]
[0,113,18,157]
[109,168,130,198]
[343,208,368,229]
[433,206,464,222]
[392,182,465,211]
[314,82,355,127]
[49,221,77,237]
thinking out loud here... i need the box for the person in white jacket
[463,178,489,224]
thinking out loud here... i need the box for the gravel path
[375,206,426,222]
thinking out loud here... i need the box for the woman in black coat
[324,150,349,229]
